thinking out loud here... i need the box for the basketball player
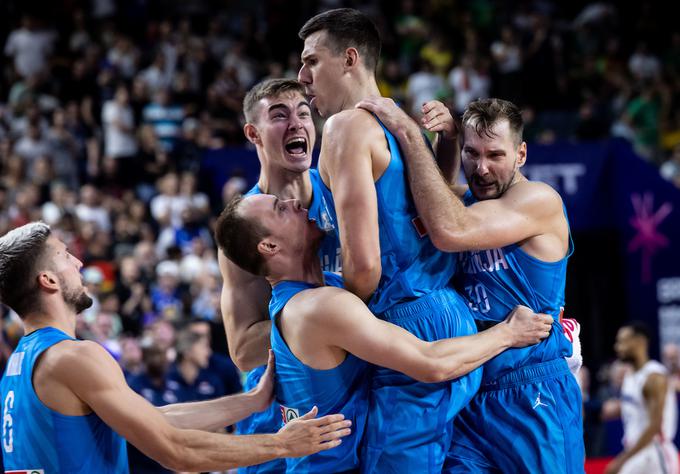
[215,192,553,473]
[0,223,351,473]
[219,78,341,473]
[297,9,484,472]
[357,96,584,472]
[604,322,678,474]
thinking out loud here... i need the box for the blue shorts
[361,287,481,473]
[445,358,584,474]
[236,366,286,474]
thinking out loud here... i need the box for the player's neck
[341,76,381,112]
[632,353,650,371]
[268,252,324,288]
[257,170,313,207]
[22,306,77,339]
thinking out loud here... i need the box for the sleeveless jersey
[319,117,457,314]
[457,190,573,383]
[269,272,369,473]
[621,360,678,448]
[247,168,341,273]
[236,169,342,473]
[0,327,128,473]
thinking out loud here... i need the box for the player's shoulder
[288,285,356,320]
[39,338,116,381]
[323,108,381,137]
[508,179,564,211]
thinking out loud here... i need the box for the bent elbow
[230,345,258,372]
[429,227,463,253]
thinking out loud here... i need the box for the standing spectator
[448,53,491,115]
[143,88,185,153]
[47,108,80,190]
[102,83,139,187]
[4,15,57,79]
[490,26,523,104]
[406,58,445,117]
[75,184,111,232]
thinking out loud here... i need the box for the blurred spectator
[628,42,661,82]
[448,53,491,115]
[660,145,680,188]
[101,83,138,186]
[490,26,523,104]
[75,184,111,232]
[142,88,184,153]
[4,15,57,79]
[406,58,445,117]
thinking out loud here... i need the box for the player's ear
[257,239,278,257]
[37,271,59,292]
[345,47,359,69]
[244,123,261,146]
[516,141,527,168]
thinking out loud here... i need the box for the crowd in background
[0,0,679,463]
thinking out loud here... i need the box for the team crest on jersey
[280,405,300,424]
[412,216,428,237]
[6,469,45,474]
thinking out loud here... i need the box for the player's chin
[472,184,500,200]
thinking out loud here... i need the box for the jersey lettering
[3,390,15,453]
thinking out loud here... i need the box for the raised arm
[319,110,383,302]
[357,97,564,253]
[422,100,462,187]
[219,251,272,371]
[52,341,351,472]
[305,288,552,383]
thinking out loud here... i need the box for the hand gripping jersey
[236,170,342,474]
[269,272,369,473]
[0,327,128,473]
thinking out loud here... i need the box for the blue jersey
[0,327,128,473]
[247,169,341,274]
[319,117,456,314]
[457,190,574,383]
[237,169,342,474]
[269,272,370,473]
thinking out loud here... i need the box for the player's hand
[355,96,419,137]
[504,305,553,347]
[276,406,352,458]
[250,350,275,412]
[421,100,457,140]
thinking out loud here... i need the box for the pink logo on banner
[627,192,673,284]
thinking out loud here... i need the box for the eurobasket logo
[6,470,45,474]
[280,405,300,424]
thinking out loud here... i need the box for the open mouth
[285,137,308,156]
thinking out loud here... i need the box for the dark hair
[299,8,381,72]
[0,222,52,316]
[243,78,306,124]
[214,196,269,276]
[462,98,524,145]
[625,321,652,342]
[175,329,205,360]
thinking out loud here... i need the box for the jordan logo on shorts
[532,393,549,410]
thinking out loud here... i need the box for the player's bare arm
[606,373,668,474]
[358,97,567,258]
[219,251,272,371]
[318,109,386,302]
[158,350,275,431]
[36,339,351,472]
[284,287,552,383]
[422,100,463,187]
